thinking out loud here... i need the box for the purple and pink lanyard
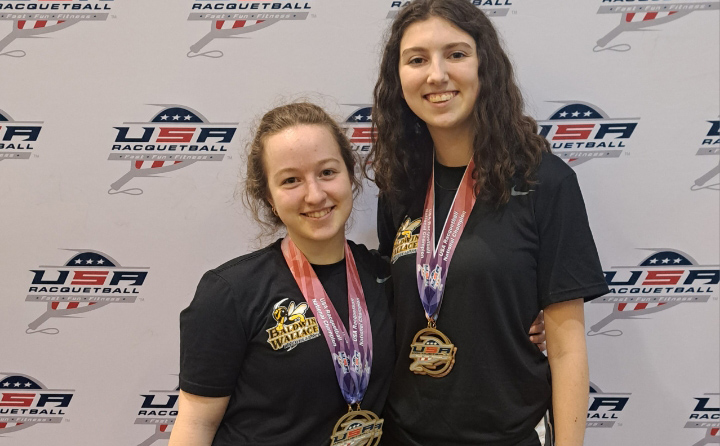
[281,238,372,406]
[416,160,477,322]
[280,159,475,401]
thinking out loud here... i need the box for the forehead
[263,124,342,169]
[400,16,475,50]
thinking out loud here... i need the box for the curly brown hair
[244,102,362,237]
[368,0,549,207]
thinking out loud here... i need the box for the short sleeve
[536,173,609,309]
[377,195,397,258]
[179,270,247,397]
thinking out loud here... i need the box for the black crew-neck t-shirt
[377,153,609,446]
[179,239,394,446]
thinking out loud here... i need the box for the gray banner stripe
[188,12,309,20]
[598,3,719,13]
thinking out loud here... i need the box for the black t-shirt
[179,239,394,446]
[377,153,609,446]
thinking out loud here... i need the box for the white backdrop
[0,0,718,445]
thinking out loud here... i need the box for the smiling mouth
[425,91,458,103]
[302,206,335,218]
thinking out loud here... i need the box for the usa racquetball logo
[594,0,720,52]
[25,249,150,334]
[692,120,719,191]
[135,382,179,446]
[187,0,313,58]
[587,381,631,428]
[0,373,74,436]
[0,107,42,162]
[536,101,639,167]
[588,249,719,337]
[340,105,375,156]
[686,393,719,446]
[108,104,237,195]
[387,0,515,19]
[0,0,113,58]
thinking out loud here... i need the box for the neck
[428,125,474,167]
[288,233,345,265]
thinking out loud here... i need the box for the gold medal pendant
[330,406,384,446]
[409,320,457,378]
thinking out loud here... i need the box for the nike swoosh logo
[511,186,534,196]
[376,276,391,284]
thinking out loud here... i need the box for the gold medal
[330,406,384,446]
[409,320,457,378]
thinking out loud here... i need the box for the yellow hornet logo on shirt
[266,298,320,351]
[391,217,421,263]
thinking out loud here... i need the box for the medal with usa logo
[411,159,477,378]
[281,238,384,445]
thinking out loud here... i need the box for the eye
[321,169,338,177]
[281,177,298,185]
[407,56,425,65]
[449,51,467,60]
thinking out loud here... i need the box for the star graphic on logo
[354,114,363,121]
[2,382,9,387]
[75,259,83,264]
[571,111,580,117]
[673,258,681,264]
[97,259,105,265]
[184,115,192,121]
[584,111,593,117]
[662,258,670,264]
[649,258,658,264]
[559,111,568,117]
[160,114,169,120]
[173,115,181,120]
[86,259,94,265]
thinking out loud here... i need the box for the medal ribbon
[281,237,373,406]
[416,159,477,321]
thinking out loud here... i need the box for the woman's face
[398,16,480,135]
[263,124,353,252]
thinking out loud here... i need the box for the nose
[427,57,448,84]
[304,178,327,205]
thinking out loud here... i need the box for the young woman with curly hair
[368,1,609,445]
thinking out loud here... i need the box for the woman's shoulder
[347,240,391,279]
[531,152,578,194]
[536,152,575,181]
[208,239,285,285]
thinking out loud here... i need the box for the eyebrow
[272,158,342,179]
[401,41,473,58]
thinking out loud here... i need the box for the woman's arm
[545,298,588,446]
[168,390,230,446]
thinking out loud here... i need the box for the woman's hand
[168,390,230,446]
[529,310,546,352]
